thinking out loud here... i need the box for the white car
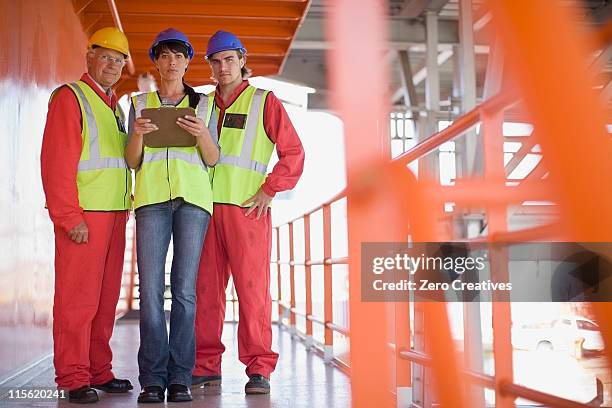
[512,316,605,352]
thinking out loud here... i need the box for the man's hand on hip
[68,221,89,244]
[242,188,273,220]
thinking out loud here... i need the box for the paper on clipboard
[141,107,197,148]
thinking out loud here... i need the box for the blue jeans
[136,198,210,388]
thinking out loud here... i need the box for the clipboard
[141,107,197,148]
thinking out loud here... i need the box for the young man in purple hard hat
[192,30,305,395]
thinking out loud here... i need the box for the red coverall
[41,74,128,390]
[194,81,305,378]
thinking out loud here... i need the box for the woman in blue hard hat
[125,27,219,403]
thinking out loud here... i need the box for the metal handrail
[393,91,518,166]
[397,348,589,407]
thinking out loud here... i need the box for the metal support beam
[388,12,491,105]
[589,45,612,77]
[397,49,420,118]
[397,0,450,18]
[454,25,488,408]
[460,36,509,408]
[391,49,453,103]
[294,17,461,49]
[419,11,441,180]
[454,0,478,178]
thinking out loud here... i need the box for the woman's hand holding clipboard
[140,107,200,148]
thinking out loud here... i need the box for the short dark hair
[153,42,189,60]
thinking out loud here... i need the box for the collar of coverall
[214,80,250,110]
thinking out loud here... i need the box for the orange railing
[273,94,590,406]
[274,193,349,369]
[274,0,612,407]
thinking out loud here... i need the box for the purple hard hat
[149,28,194,61]
[205,30,247,59]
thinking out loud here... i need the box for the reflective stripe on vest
[132,92,213,214]
[69,82,128,171]
[136,93,211,170]
[142,150,206,167]
[215,88,267,175]
[209,85,275,206]
[62,81,131,211]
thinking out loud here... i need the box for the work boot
[167,384,192,402]
[137,386,165,403]
[91,378,133,393]
[191,374,222,395]
[245,374,270,395]
[68,386,99,404]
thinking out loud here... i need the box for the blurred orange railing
[272,92,596,407]
[273,0,612,407]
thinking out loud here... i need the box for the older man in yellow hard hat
[41,27,133,403]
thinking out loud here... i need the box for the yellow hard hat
[88,27,130,57]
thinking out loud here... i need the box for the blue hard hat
[205,30,247,59]
[149,28,195,61]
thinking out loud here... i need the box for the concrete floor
[0,320,351,408]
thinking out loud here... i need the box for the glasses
[98,54,126,66]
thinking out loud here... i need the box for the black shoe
[167,384,192,402]
[91,378,133,393]
[191,374,222,395]
[245,374,270,395]
[137,386,165,403]
[68,386,99,404]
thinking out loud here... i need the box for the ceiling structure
[279,0,611,113]
[279,0,491,111]
[72,0,610,113]
[72,0,311,95]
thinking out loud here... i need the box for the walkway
[0,320,351,407]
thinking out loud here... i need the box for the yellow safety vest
[131,92,213,214]
[62,81,131,210]
[208,85,275,206]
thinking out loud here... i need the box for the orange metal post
[421,302,469,407]
[326,0,392,403]
[304,214,313,341]
[276,227,282,323]
[322,204,334,359]
[490,0,612,383]
[289,222,296,330]
[394,301,411,392]
[481,31,515,408]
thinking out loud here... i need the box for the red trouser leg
[53,211,126,390]
[194,208,231,376]
[89,211,127,384]
[223,206,279,378]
